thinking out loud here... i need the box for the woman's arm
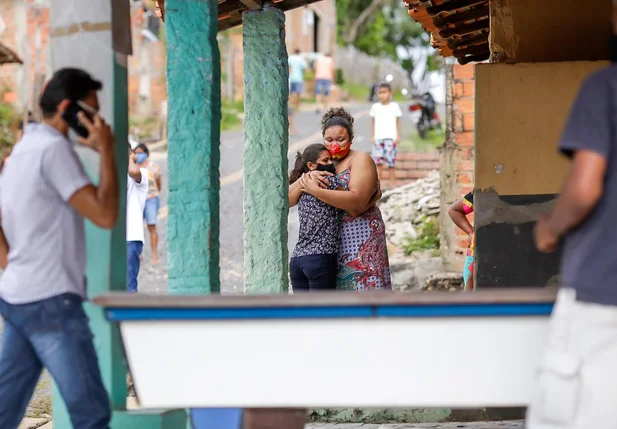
[289,179,303,207]
[289,171,333,207]
[302,153,378,216]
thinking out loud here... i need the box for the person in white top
[369,82,402,188]
[126,148,148,292]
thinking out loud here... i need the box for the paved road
[139,102,416,294]
[4,101,416,415]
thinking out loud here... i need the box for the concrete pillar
[242,8,289,294]
[49,0,185,427]
[474,61,608,288]
[166,0,221,294]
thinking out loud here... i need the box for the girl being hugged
[290,108,391,291]
[288,144,343,291]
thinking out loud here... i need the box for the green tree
[337,0,435,85]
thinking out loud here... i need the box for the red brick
[457,172,472,184]
[463,113,475,131]
[456,160,474,172]
[456,96,474,115]
[408,171,429,179]
[453,64,475,81]
[454,83,464,98]
[459,185,474,196]
[463,81,475,97]
[456,132,474,147]
[395,169,408,179]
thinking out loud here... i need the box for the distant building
[221,1,338,101]
[0,0,336,114]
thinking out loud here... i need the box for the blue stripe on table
[105,302,554,321]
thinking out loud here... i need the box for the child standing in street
[448,191,475,291]
[370,82,402,188]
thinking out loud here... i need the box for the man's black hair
[378,82,392,91]
[39,68,103,119]
[135,143,150,156]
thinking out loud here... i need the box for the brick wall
[452,64,475,258]
[128,3,167,118]
[439,62,475,272]
[0,0,166,121]
[381,151,440,189]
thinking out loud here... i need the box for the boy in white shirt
[126,148,148,292]
[370,82,402,187]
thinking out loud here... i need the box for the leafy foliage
[336,0,435,85]
[402,217,440,255]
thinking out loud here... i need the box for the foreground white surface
[122,317,547,409]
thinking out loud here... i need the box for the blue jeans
[127,241,143,293]
[0,293,110,429]
[290,254,338,291]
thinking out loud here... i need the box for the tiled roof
[155,0,322,31]
[404,0,489,65]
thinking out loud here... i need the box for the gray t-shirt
[559,66,617,305]
[0,124,91,304]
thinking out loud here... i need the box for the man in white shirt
[126,149,148,292]
[0,68,118,428]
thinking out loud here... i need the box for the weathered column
[166,0,221,294]
[474,61,608,288]
[49,0,185,427]
[242,8,289,294]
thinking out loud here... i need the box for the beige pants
[527,288,617,429]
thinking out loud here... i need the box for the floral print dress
[335,169,392,291]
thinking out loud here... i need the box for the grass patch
[221,99,244,131]
[398,128,445,152]
[402,217,440,255]
[341,81,370,101]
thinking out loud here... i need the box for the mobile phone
[61,100,95,138]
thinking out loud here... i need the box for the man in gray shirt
[0,68,119,428]
[527,6,617,429]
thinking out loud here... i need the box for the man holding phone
[0,68,118,428]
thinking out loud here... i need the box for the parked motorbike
[408,92,442,139]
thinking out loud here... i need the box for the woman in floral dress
[298,107,391,291]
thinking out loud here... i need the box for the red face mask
[328,142,351,160]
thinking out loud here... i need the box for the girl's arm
[448,197,473,235]
[302,153,377,217]
[395,117,402,144]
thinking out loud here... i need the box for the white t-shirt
[370,101,402,141]
[126,169,148,242]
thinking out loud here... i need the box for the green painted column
[166,0,221,294]
[49,1,185,427]
[242,7,290,294]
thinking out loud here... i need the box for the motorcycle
[408,92,442,139]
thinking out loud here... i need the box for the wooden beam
[239,0,262,10]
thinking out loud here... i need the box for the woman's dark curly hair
[321,107,354,138]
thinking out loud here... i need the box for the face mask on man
[136,153,148,164]
[315,163,336,175]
